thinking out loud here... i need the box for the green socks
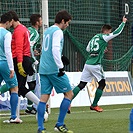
[0,84,9,94]
[72,86,81,100]
[27,100,33,110]
[72,86,103,107]
[92,88,103,107]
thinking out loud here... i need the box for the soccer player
[6,10,40,119]
[71,16,127,112]
[37,10,73,133]
[25,14,42,114]
[0,12,22,123]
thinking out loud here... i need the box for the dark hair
[8,10,19,21]
[101,24,112,33]
[0,12,13,23]
[55,10,72,24]
[30,14,41,26]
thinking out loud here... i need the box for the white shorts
[27,73,36,82]
[80,64,105,83]
[27,64,36,82]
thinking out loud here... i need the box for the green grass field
[0,104,132,133]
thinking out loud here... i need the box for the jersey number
[89,38,99,52]
[43,34,50,51]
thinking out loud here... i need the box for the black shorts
[13,56,34,76]
[13,56,35,97]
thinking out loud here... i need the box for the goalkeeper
[71,16,127,112]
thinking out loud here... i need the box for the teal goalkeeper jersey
[85,22,125,65]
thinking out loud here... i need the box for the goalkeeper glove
[17,62,27,77]
[58,68,65,77]
[61,55,70,66]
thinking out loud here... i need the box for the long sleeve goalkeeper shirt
[11,24,31,63]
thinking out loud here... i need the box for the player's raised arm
[103,16,127,42]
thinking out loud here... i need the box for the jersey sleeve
[86,41,91,52]
[28,28,37,61]
[4,32,14,70]
[28,27,36,47]
[103,22,125,42]
[52,30,64,69]
[28,27,40,62]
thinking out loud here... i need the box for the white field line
[0,107,131,119]
[56,107,131,114]
[0,114,35,119]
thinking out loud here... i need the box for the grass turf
[0,104,132,133]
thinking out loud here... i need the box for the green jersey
[28,26,40,61]
[86,22,125,65]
